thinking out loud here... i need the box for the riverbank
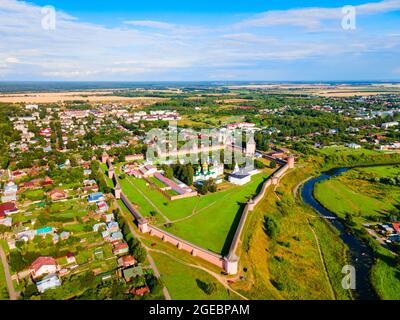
[310,165,400,299]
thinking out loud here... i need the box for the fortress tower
[246,136,256,157]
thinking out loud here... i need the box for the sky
[0,0,400,81]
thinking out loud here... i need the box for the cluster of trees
[199,179,217,195]
[171,163,194,186]
[371,176,400,186]
[89,161,112,194]
[113,209,147,264]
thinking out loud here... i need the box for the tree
[133,246,147,264]
[254,159,266,169]
[264,216,279,239]
[269,160,277,169]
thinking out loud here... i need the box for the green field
[151,252,234,300]
[119,170,270,254]
[314,169,400,224]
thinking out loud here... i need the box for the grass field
[313,166,400,300]
[120,171,270,254]
[151,252,234,300]
[314,170,400,224]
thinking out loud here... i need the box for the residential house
[0,202,19,216]
[88,192,105,203]
[30,256,59,279]
[66,253,76,264]
[47,189,66,200]
[113,242,129,255]
[131,286,150,296]
[36,275,62,293]
[118,255,135,268]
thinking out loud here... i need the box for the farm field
[118,166,271,254]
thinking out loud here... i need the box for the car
[151,243,157,247]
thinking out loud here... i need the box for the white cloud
[0,0,399,80]
[235,0,400,30]
[124,20,175,30]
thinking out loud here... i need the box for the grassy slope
[232,165,352,300]
[314,167,400,300]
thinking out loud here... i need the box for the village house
[118,255,135,268]
[47,189,66,200]
[30,256,59,279]
[66,252,76,264]
[113,242,129,255]
[88,192,105,203]
[0,202,19,216]
[131,286,150,296]
[36,274,62,293]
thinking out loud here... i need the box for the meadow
[314,168,400,224]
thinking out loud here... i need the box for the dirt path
[148,248,248,300]
[306,218,336,300]
[293,176,314,199]
[0,244,19,300]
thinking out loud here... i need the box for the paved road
[0,244,19,300]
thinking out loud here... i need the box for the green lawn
[151,252,234,300]
[120,170,269,254]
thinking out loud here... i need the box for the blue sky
[0,0,399,81]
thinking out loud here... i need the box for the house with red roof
[392,222,400,234]
[29,256,59,279]
[0,202,19,217]
[113,242,129,255]
[131,286,150,296]
[47,189,66,200]
[118,255,135,268]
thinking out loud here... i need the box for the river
[301,168,378,300]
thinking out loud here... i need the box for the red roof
[0,202,18,216]
[30,256,57,273]
[120,255,135,266]
[392,222,400,233]
[132,286,150,296]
